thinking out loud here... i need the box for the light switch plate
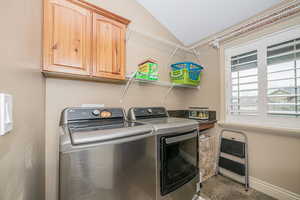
[0,93,13,136]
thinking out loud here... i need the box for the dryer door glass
[160,130,198,196]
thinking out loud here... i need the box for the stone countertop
[196,119,217,125]
[197,120,217,131]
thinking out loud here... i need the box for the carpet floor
[200,175,276,200]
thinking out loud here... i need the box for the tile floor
[200,175,276,200]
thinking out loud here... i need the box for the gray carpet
[200,175,276,200]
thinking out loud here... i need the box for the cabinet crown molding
[71,0,131,25]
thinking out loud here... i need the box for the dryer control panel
[128,107,168,120]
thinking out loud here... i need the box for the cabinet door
[43,0,91,75]
[92,13,126,80]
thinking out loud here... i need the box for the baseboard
[250,177,300,200]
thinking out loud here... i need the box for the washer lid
[69,123,153,145]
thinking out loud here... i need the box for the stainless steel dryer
[128,107,200,200]
[59,107,156,200]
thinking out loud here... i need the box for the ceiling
[136,0,282,46]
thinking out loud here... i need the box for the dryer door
[160,130,198,196]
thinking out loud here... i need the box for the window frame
[224,26,300,129]
[230,50,259,115]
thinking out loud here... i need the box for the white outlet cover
[0,93,13,136]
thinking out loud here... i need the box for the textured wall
[0,0,45,199]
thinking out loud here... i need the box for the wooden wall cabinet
[92,13,126,80]
[43,0,130,81]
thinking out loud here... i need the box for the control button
[92,109,100,116]
[147,108,152,114]
[100,111,112,118]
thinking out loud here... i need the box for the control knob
[92,109,100,116]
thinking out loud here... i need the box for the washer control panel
[64,107,124,122]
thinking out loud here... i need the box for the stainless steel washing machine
[59,107,156,200]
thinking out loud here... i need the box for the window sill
[218,122,300,138]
